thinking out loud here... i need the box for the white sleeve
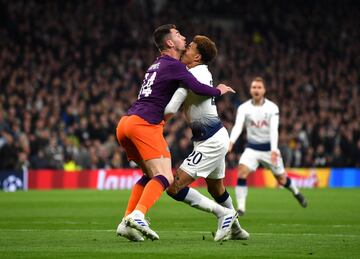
[229,106,245,144]
[164,87,188,115]
[270,105,279,151]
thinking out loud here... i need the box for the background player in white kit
[229,77,308,216]
[164,35,249,241]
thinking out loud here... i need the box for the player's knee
[153,171,174,186]
[238,165,249,178]
[276,175,287,185]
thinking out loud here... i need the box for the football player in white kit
[229,77,308,216]
[164,35,249,241]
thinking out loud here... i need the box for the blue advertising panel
[329,168,360,188]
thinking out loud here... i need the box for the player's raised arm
[270,105,280,164]
[172,62,235,96]
[229,105,245,152]
[164,87,188,121]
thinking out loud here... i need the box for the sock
[284,177,299,195]
[134,175,169,215]
[213,189,242,231]
[183,188,228,218]
[213,189,235,210]
[168,186,190,201]
[235,178,248,212]
[124,175,150,216]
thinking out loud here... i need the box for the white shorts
[180,127,229,180]
[239,148,285,176]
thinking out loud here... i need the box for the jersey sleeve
[230,105,245,144]
[170,62,220,96]
[270,104,280,151]
[164,87,188,115]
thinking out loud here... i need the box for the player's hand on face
[270,151,279,165]
[216,84,236,95]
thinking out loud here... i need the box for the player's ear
[194,53,201,63]
[165,39,175,48]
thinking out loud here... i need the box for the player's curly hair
[193,35,217,65]
[153,24,176,51]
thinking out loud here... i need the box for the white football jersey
[229,99,279,151]
[164,64,218,123]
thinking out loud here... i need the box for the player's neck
[252,98,265,106]
[161,49,182,60]
[187,61,202,69]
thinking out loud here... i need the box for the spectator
[0,0,359,170]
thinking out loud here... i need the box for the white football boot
[116,218,144,242]
[124,210,159,241]
[214,209,238,242]
[227,219,250,240]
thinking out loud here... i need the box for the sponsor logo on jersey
[250,120,269,128]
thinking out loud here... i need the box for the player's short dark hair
[252,76,266,88]
[193,35,217,64]
[153,24,176,51]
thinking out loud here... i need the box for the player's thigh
[274,173,287,185]
[239,148,260,173]
[181,134,228,179]
[258,151,286,176]
[168,168,195,195]
[116,117,142,162]
[205,178,225,197]
[238,163,251,178]
[126,115,171,161]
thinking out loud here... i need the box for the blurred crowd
[0,0,359,171]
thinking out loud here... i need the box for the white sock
[218,194,235,210]
[131,210,145,218]
[235,186,248,212]
[184,188,228,218]
[285,177,299,195]
[218,194,243,231]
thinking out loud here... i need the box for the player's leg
[206,178,249,240]
[123,160,151,216]
[167,168,237,241]
[275,173,308,208]
[136,157,173,214]
[235,148,259,215]
[117,117,152,216]
[117,160,151,241]
[167,168,229,217]
[262,151,308,208]
[235,164,251,215]
[116,117,146,241]
[120,116,173,240]
[124,157,173,240]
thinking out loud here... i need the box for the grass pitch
[0,188,359,258]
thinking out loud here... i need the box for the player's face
[181,42,198,65]
[250,81,266,101]
[168,28,186,52]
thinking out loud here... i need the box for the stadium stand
[0,0,359,170]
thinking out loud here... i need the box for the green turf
[0,188,359,258]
